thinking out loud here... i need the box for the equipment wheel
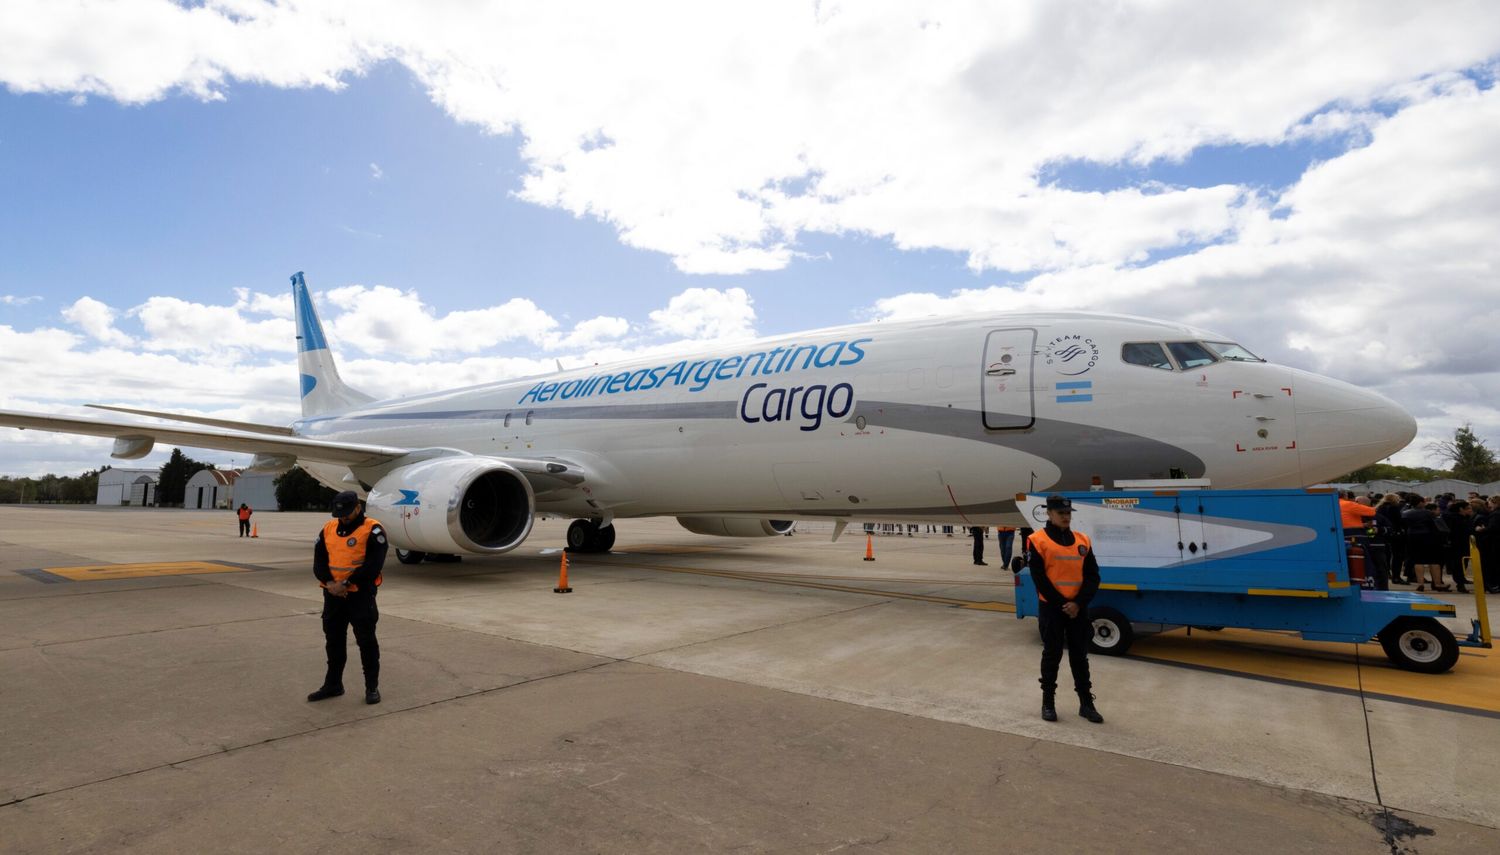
[1088,606,1135,656]
[596,524,616,552]
[1379,617,1459,674]
[395,549,426,565]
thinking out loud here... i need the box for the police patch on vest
[347,537,358,547]
[1078,545,1089,556]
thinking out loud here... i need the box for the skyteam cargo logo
[1044,335,1099,376]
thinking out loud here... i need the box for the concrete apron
[1,507,1497,853]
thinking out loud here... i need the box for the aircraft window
[1204,341,1263,362]
[525,410,534,426]
[1166,341,1219,369]
[1121,342,1173,370]
[503,413,512,428]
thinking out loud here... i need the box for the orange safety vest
[321,517,383,592]
[238,507,251,521]
[1339,499,1376,530]
[1030,528,1092,603]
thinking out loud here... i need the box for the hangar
[94,467,158,507]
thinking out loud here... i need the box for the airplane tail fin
[292,272,375,417]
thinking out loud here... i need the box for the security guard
[1029,494,1103,723]
[308,490,387,705]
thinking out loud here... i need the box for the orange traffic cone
[863,534,875,561]
[554,550,573,593]
[250,523,258,538]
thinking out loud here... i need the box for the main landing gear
[566,519,616,554]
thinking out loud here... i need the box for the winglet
[292,272,374,417]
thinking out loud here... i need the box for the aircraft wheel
[1379,617,1459,674]
[395,549,426,565]
[566,519,599,553]
[596,524,616,552]
[1088,607,1135,656]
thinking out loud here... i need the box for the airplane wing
[0,407,590,489]
[0,408,404,467]
[85,404,296,436]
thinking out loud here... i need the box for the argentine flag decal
[1056,380,1093,403]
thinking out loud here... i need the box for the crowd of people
[1341,489,1500,594]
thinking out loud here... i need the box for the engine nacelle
[367,457,535,555]
[676,516,794,537]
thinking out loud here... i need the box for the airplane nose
[1293,373,1417,483]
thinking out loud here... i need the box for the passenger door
[982,329,1036,430]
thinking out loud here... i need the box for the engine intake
[367,457,535,555]
[677,517,794,537]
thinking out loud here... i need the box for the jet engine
[366,457,535,555]
[676,517,794,537]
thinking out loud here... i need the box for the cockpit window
[1121,342,1173,370]
[1204,341,1263,362]
[1166,341,1219,369]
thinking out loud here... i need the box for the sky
[0,1,1497,479]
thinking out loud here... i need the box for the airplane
[0,272,1417,564]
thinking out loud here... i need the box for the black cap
[1044,494,1072,511]
[331,490,361,517]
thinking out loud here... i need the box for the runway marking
[1129,627,1500,715]
[37,561,252,582]
[595,556,1497,714]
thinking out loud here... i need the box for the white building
[184,468,280,511]
[96,467,158,506]
[186,469,237,509]
[233,472,279,511]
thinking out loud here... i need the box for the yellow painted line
[1099,583,1138,591]
[1131,627,1500,714]
[1246,588,1328,598]
[43,561,250,581]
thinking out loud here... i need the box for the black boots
[306,685,344,702]
[1041,693,1057,722]
[1078,693,1104,724]
[365,689,381,705]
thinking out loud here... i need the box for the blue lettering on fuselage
[740,382,855,431]
[515,336,873,405]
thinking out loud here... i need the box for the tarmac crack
[626,600,890,660]
[0,658,618,812]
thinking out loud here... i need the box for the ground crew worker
[237,503,252,537]
[308,490,387,705]
[995,525,1016,567]
[1029,495,1103,723]
[970,525,987,565]
[1339,492,1378,532]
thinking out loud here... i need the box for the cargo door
[982,329,1036,430]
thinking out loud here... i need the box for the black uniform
[1030,523,1102,696]
[970,526,986,565]
[312,513,388,694]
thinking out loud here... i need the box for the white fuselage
[293,312,1415,526]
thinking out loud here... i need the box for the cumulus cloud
[61,296,134,346]
[648,287,756,341]
[3,2,1497,276]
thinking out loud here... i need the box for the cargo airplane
[0,273,1416,563]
